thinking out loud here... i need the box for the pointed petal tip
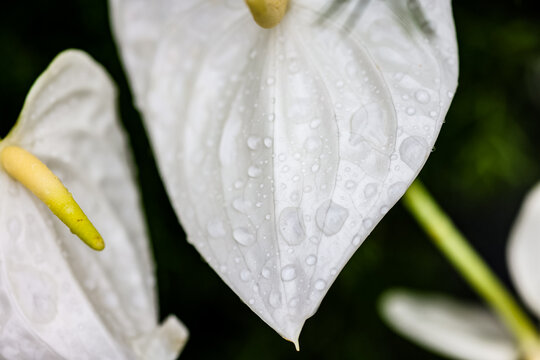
[283,336,300,351]
[280,336,299,351]
[278,319,303,351]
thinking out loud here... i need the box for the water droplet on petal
[305,255,317,266]
[281,265,297,282]
[314,279,326,291]
[279,207,306,245]
[263,137,273,148]
[315,201,349,236]
[310,118,321,129]
[248,165,262,178]
[415,90,431,104]
[240,269,251,282]
[269,291,282,308]
[247,136,261,150]
[261,267,271,279]
[233,198,252,213]
[363,218,373,229]
[233,228,255,246]
[400,136,428,170]
[288,297,299,308]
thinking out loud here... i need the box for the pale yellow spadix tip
[245,0,289,29]
[0,146,105,251]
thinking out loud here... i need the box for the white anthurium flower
[0,50,187,359]
[110,0,458,346]
[381,183,540,360]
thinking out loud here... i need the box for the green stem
[402,181,540,355]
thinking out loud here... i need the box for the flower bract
[0,50,187,359]
[111,0,459,345]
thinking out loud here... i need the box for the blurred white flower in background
[381,183,540,360]
[110,0,458,346]
[0,50,187,359]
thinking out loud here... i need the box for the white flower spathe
[0,50,187,359]
[110,0,458,345]
[381,183,540,360]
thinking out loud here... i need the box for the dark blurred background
[1,1,539,359]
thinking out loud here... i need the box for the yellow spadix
[1,145,104,251]
[245,0,288,29]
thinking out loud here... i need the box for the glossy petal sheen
[0,50,187,359]
[111,0,458,343]
[508,183,540,319]
[380,290,517,360]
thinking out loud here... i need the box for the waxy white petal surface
[111,0,459,343]
[381,290,517,360]
[508,183,540,319]
[0,50,187,359]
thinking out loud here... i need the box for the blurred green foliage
[1,1,539,359]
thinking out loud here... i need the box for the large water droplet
[415,89,431,104]
[279,207,306,245]
[314,279,326,291]
[315,200,349,236]
[232,198,252,213]
[247,136,261,150]
[349,104,394,152]
[240,269,251,282]
[268,291,282,308]
[305,255,317,266]
[363,218,373,229]
[400,136,428,170]
[281,265,297,282]
[263,137,273,148]
[232,228,256,246]
[261,267,271,279]
[248,165,262,178]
